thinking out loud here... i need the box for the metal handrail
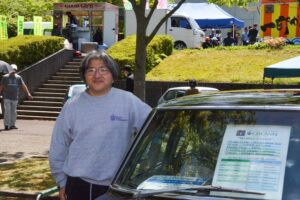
[36,186,58,200]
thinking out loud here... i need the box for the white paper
[212,124,291,199]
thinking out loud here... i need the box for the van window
[171,17,191,29]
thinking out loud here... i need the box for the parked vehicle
[157,86,219,105]
[125,9,205,49]
[63,84,86,104]
[96,89,300,200]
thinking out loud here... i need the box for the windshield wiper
[133,185,265,198]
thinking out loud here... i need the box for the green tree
[128,0,257,100]
[0,0,57,36]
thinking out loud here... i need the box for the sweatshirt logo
[110,114,128,121]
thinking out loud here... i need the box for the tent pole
[232,24,235,43]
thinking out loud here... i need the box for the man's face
[9,70,16,76]
[84,58,113,96]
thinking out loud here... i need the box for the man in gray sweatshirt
[49,51,152,200]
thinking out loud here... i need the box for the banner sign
[17,16,24,36]
[260,2,300,39]
[50,16,53,29]
[54,3,105,11]
[123,0,133,10]
[0,15,8,40]
[212,124,291,200]
[33,16,43,36]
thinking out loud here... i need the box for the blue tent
[173,3,244,29]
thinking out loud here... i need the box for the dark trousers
[65,176,109,200]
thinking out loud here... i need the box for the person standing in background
[123,65,134,93]
[185,79,199,95]
[0,64,33,130]
[66,12,78,26]
[242,27,249,46]
[248,24,258,44]
[51,24,62,36]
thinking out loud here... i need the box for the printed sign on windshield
[212,124,291,200]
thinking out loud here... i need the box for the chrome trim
[156,105,300,111]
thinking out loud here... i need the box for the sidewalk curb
[0,190,58,199]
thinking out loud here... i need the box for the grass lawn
[0,157,55,192]
[147,46,300,85]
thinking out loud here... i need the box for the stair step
[16,55,85,120]
[18,105,62,112]
[30,96,64,102]
[17,115,57,121]
[64,65,81,68]
[22,100,63,107]
[47,80,83,84]
[33,92,66,97]
[67,61,81,66]
[56,72,80,76]
[42,84,71,89]
[37,88,68,93]
[51,76,82,81]
[17,110,60,117]
[72,58,84,62]
[59,68,80,73]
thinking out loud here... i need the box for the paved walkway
[0,119,55,164]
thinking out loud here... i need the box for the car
[157,86,219,105]
[63,84,86,104]
[97,89,300,200]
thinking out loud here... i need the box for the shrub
[0,36,64,69]
[108,35,173,74]
[248,42,268,50]
[247,37,286,50]
[264,37,286,49]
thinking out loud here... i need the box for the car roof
[68,84,86,96]
[157,89,300,108]
[166,86,219,91]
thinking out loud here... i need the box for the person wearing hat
[0,64,33,130]
[49,51,151,200]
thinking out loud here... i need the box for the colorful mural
[260,0,300,43]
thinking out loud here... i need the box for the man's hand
[59,187,67,200]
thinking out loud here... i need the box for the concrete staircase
[17,58,84,120]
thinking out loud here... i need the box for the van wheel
[174,42,187,50]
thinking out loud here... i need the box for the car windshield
[114,109,300,199]
[69,85,86,97]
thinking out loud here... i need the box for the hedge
[107,35,173,74]
[0,36,64,70]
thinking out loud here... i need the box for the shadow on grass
[0,157,56,192]
[0,152,25,164]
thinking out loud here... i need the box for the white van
[125,9,205,49]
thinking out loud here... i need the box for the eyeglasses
[86,67,110,76]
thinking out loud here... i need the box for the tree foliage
[0,0,57,21]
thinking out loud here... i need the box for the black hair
[80,50,119,82]
[123,65,132,73]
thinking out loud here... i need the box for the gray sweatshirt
[49,87,152,187]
